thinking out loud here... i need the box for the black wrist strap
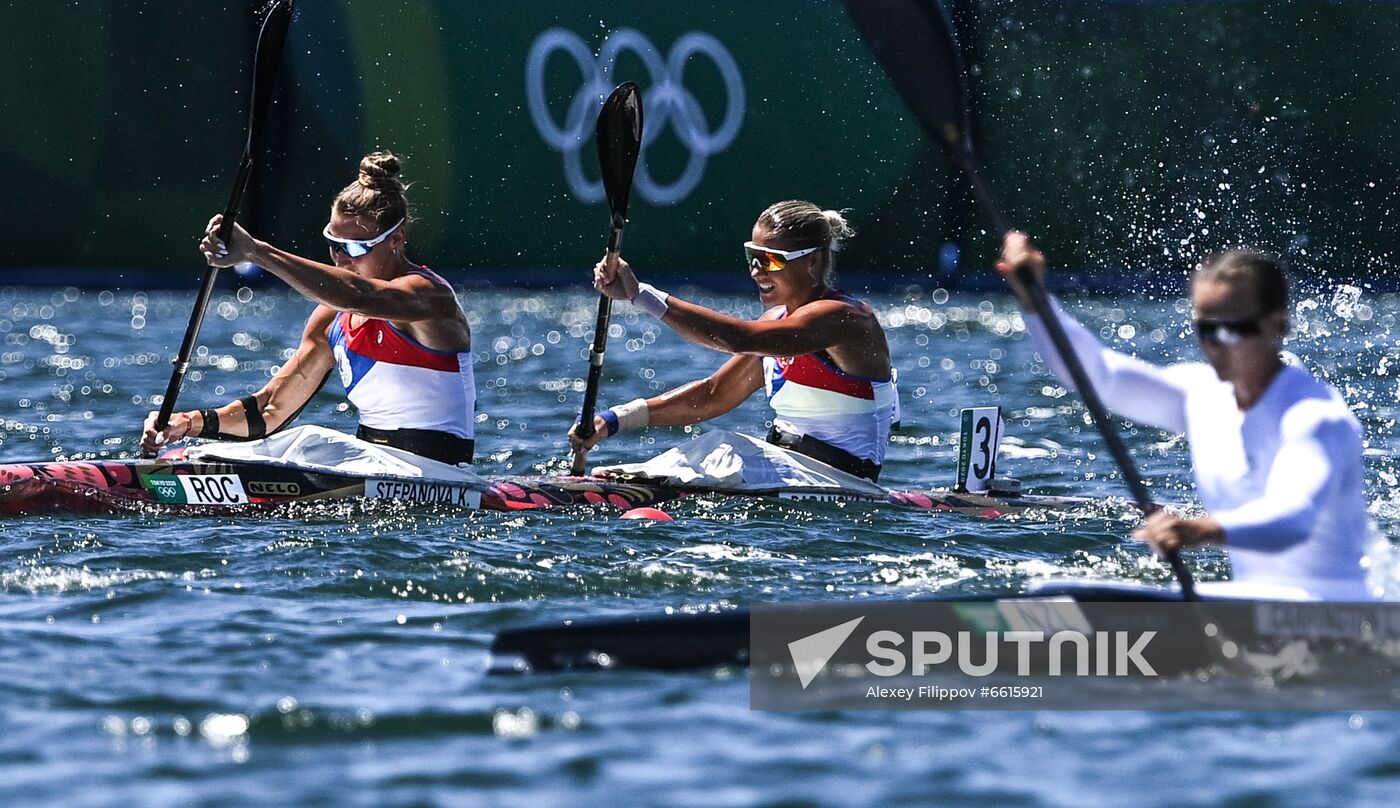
[240,395,267,439]
[197,408,221,439]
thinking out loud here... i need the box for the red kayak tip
[620,507,674,521]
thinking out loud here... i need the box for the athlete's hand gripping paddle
[147,0,295,456]
[571,82,644,476]
[841,0,1198,600]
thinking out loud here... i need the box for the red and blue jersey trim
[764,296,889,399]
[328,313,460,393]
[768,353,879,400]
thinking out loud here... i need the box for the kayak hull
[0,455,680,516]
[0,455,1088,517]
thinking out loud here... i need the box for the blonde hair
[332,151,409,232]
[756,200,855,281]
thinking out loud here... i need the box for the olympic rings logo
[525,28,745,207]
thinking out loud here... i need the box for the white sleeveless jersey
[327,309,475,440]
[761,300,899,465]
[1028,297,1372,599]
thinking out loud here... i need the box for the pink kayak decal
[0,465,38,485]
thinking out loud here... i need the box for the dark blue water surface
[1,282,1398,807]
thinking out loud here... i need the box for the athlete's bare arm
[567,355,764,452]
[141,307,337,451]
[645,354,765,426]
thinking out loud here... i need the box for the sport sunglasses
[323,218,404,258]
[744,241,820,273]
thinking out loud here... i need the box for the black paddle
[841,0,1198,600]
[490,583,1213,675]
[570,82,644,476]
[148,0,296,455]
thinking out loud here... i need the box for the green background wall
[1,1,1395,284]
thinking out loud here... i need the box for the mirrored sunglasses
[743,241,820,273]
[323,218,404,258]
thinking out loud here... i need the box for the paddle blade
[217,0,295,243]
[842,0,970,153]
[843,0,1010,235]
[246,0,296,152]
[596,82,644,231]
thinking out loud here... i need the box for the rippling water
[1,281,1398,806]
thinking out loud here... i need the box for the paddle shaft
[153,157,255,437]
[1013,265,1196,598]
[937,132,1200,600]
[935,135,1145,501]
[573,230,623,460]
[866,0,1199,597]
[938,130,1009,236]
[148,1,293,451]
[570,83,643,476]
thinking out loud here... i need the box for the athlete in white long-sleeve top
[998,232,1372,600]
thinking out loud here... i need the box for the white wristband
[633,283,670,318]
[612,397,650,432]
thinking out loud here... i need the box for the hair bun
[822,208,856,246]
[358,151,403,189]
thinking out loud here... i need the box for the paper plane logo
[788,616,864,689]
